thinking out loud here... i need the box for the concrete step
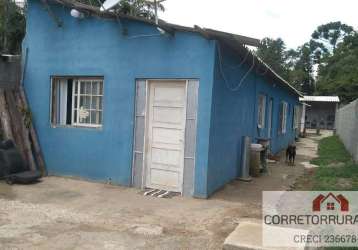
[223,221,306,250]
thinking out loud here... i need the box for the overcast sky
[160,0,358,49]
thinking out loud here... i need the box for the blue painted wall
[206,42,299,195]
[23,1,299,198]
[23,0,216,197]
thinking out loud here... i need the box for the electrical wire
[217,43,256,92]
[256,64,269,76]
[112,9,128,36]
[226,50,250,69]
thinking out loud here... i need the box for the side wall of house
[23,0,216,197]
[206,42,299,196]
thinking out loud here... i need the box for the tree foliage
[288,44,315,94]
[79,0,164,20]
[0,0,164,53]
[116,0,164,19]
[310,21,354,64]
[315,33,358,103]
[256,38,315,94]
[311,22,354,52]
[256,38,289,80]
[0,0,25,54]
[257,22,358,102]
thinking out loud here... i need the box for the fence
[336,99,358,162]
[0,55,21,89]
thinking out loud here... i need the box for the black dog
[286,144,296,166]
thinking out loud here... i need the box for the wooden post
[0,89,14,140]
[1,51,46,174]
[5,89,37,171]
[3,90,26,157]
[17,86,47,175]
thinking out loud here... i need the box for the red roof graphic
[312,193,349,212]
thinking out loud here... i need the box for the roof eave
[49,0,260,47]
[47,0,301,97]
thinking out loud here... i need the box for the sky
[160,0,358,49]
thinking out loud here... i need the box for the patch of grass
[295,135,358,191]
[295,136,358,250]
[312,165,358,190]
[311,135,353,166]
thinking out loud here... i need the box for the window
[293,105,300,129]
[51,77,103,128]
[279,101,288,134]
[327,202,335,210]
[257,94,266,128]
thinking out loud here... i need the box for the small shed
[299,96,340,130]
[23,0,301,198]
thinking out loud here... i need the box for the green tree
[288,44,315,94]
[117,0,164,19]
[256,37,315,94]
[0,0,165,54]
[79,0,164,20]
[257,22,356,97]
[310,22,354,64]
[256,37,290,80]
[0,0,25,54]
[316,33,358,103]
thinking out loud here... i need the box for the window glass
[258,94,266,128]
[51,77,104,128]
[293,105,300,129]
[279,101,288,134]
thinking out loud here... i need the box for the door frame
[132,79,199,196]
[143,80,188,193]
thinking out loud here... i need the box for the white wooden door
[145,81,187,192]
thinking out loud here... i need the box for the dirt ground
[0,132,330,250]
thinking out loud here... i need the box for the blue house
[23,0,301,198]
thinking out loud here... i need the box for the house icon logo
[313,193,349,212]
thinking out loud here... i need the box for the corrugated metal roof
[299,96,340,102]
[48,0,302,97]
[50,0,261,46]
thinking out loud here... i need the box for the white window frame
[257,94,266,128]
[50,77,104,128]
[293,105,299,129]
[281,101,288,134]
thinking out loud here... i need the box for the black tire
[4,149,27,174]
[0,149,9,177]
[9,170,41,184]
